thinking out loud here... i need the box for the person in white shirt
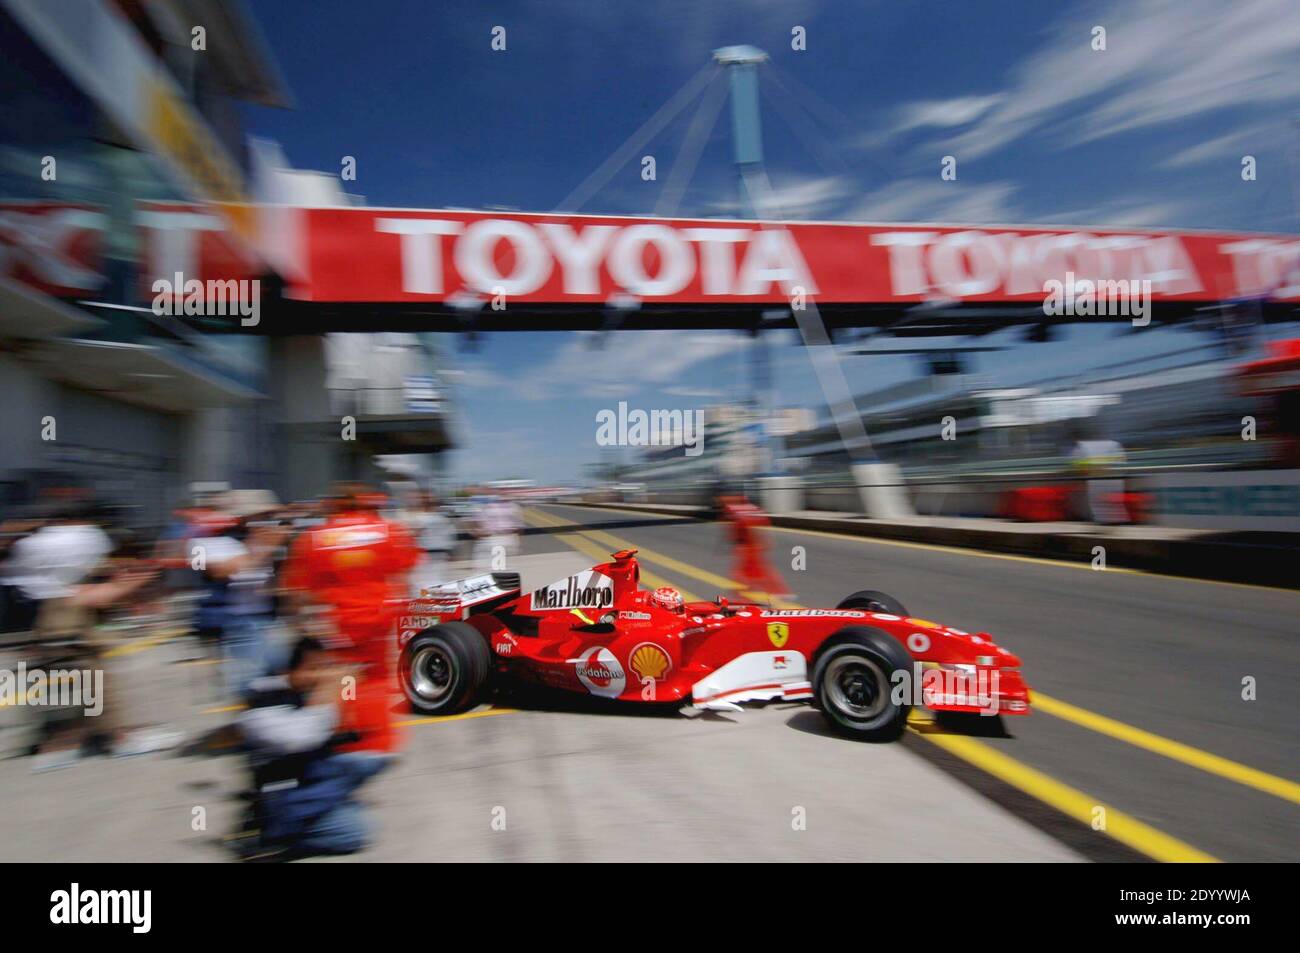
[4,516,112,604]
[1070,437,1128,524]
[471,496,521,571]
[407,492,457,593]
[2,504,175,770]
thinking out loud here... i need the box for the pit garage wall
[0,353,53,499]
[1139,470,1300,532]
[898,470,1300,531]
[266,335,341,502]
[0,353,183,520]
[627,466,1300,532]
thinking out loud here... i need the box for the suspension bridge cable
[654,70,729,218]
[761,69,857,181]
[763,61,905,189]
[740,165,877,462]
[553,64,716,213]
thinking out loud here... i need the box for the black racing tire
[812,626,912,741]
[836,589,910,617]
[400,621,491,715]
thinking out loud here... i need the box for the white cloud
[1158,124,1279,169]
[1032,197,1195,229]
[443,361,503,389]
[846,178,1021,224]
[891,94,1003,134]
[708,174,852,218]
[516,330,740,400]
[662,384,725,398]
[930,0,1300,161]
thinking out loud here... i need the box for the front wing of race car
[691,651,813,712]
[689,651,1032,716]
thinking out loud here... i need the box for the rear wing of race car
[407,572,522,623]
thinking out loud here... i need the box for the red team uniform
[282,508,419,753]
[719,496,790,598]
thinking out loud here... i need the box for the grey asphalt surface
[0,550,1079,862]
[524,502,1300,863]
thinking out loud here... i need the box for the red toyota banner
[291,207,1300,305]
[0,201,104,297]
[136,200,260,303]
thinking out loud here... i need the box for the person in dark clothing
[237,637,392,859]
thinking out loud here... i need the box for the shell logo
[905,617,942,629]
[629,642,671,681]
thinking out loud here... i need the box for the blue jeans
[261,752,393,854]
[224,616,270,698]
[298,800,371,854]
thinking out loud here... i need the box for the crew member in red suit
[281,484,419,754]
[716,492,791,599]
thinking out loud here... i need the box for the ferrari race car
[397,549,1030,740]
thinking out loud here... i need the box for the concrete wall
[0,354,186,520]
[0,353,54,486]
[266,335,340,502]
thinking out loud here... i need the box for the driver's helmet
[650,586,684,613]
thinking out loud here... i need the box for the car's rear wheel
[812,626,912,741]
[400,621,490,715]
[836,589,910,616]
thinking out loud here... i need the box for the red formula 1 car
[397,550,1031,740]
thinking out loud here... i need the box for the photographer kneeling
[237,636,392,859]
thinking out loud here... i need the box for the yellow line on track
[523,509,706,601]
[762,523,1300,596]
[201,703,246,715]
[916,730,1219,862]
[105,628,186,658]
[203,701,518,729]
[395,706,518,728]
[1033,692,1300,806]
[542,504,1300,805]
[559,500,1300,597]
[527,508,796,607]
[526,504,1245,862]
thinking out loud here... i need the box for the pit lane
[520,502,1300,863]
[0,548,1078,862]
[1,505,1293,862]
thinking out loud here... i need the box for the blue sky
[242,0,1300,482]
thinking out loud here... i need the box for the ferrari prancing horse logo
[766,622,790,648]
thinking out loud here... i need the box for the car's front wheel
[812,626,912,741]
[400,621,490,715]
